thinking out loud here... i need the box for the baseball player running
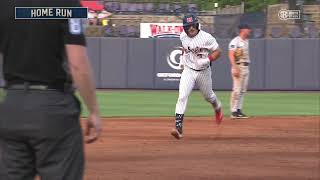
[171,14,223,139]
[228,24,252,119]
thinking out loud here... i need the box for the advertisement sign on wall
[156,46,183,82]
[140,23,184,38]
[154,39,183,89]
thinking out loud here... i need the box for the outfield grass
[79,90,320,117]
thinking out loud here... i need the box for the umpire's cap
[183,14,199,26]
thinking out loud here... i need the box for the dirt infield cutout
[83,116,319,180]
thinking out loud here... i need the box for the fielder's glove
[234,48,243,60]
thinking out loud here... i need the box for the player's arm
[208,48,221,62]
[228,42,240,77]
[197,36,221,66]
[207,35,221,62]
[228,50,237,67]
[62,19,102,144]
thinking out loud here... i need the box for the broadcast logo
[278,9,300,20]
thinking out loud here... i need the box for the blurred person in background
[228,24,252,119]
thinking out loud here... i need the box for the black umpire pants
[0,89,84,180]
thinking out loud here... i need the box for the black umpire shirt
[0,0,86,86]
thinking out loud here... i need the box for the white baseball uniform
[175,30,221,115]
[228,36,250,112]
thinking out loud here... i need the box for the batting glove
[197,56,213,68]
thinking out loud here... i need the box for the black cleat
[231,110,249,119]
[237,110,249,119]
[230,111,239,119]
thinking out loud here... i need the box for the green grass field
[78,90,320,117]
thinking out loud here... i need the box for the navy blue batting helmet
[182,14,199,33]
[183,14,199,26]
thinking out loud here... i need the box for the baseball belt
[5,82,74,93]
[189,66,209,72]
[236,62,249,66]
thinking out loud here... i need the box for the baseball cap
[238,24,251,30]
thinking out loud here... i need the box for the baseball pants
[230,65,250,112]
[175,66,219,114]
[0,89,84,180]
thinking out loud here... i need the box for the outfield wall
[87,38,320,90]
[0,38,319,90]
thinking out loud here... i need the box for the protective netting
[212,12,267,39]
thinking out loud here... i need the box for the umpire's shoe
[171,128,183,139]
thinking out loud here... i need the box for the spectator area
[81,1,320,38]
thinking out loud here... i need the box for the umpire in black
[0,0,102,179]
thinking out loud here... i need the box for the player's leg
[173,68,196,138]
[196,68,223,124]
[196,69,221,110]
[237,67,249,118]
[230,71,241,118]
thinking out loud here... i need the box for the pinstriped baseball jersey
[228,36,250,63]
[180,30,219,70]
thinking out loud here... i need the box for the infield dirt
[83,116,319,180]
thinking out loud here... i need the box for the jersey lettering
[180,30,219,70]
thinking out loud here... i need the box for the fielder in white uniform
[171,14,223,140]
[228,24,252,119]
